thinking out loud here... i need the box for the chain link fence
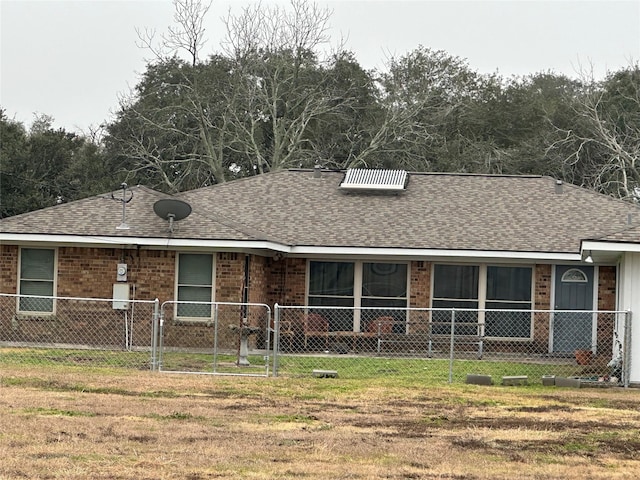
[1,293,630,386]
[158,301,272,376]
[273,305,630,386]
[0,293,158,369]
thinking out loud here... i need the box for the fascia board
[582,240,640,253]
[0,233,290,252]
[288,246,580,261]
[0,233,580,261]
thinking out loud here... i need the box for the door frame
[548,265,599,354]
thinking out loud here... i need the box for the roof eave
[0,233,581,261]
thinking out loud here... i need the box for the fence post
[212,303,219,373]
[150,299,160,371]
[273,304,280,377]
[448,309,455,383]
[624,310,632,388]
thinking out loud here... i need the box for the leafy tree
[0,111,113,217]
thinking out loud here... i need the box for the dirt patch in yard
[0,366,639,479]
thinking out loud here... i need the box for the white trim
[174,252,216,321]
[0,233,582,261]
[289,246,578,261]
[17,246,58,315]
[306,260,411,332]
[550,264,597,353]
[582,240,640,253]
[592,265,599,352]
[549,266,557,352]
[431,262,535,341]
[0,233,290,251]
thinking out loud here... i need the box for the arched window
[561,268,588,283]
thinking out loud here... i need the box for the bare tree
[136,0,212,66]
[549,64,640,200]
[219,0,343,173]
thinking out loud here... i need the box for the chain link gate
[273,304,630,385]
[157,301,272,376]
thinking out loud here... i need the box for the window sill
[172,318,214,326]
[15,313,56,321]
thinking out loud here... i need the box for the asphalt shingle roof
[2,169,639,254]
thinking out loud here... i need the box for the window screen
[19,248,55,312]
[177,254,213,318]
[485,266,532,338]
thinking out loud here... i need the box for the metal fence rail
[273,305,629,385]
[0,293,159,370]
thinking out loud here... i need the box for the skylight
[339,169,408,191]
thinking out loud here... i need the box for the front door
[552,265,594,353]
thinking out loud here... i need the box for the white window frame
[431,263,535,341]
[306,260,410,332]
[174,252,215,320]
[17,247,57,315]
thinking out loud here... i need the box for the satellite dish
[153,199,192,232]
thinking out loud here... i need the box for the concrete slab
[312,369,338,378]
[466,374,492,385]
[502,375,528,386]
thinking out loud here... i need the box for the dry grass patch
[0,365,639,479]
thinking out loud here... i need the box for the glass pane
[360,299,407,333]
[486,266,532,301]
[309,262,354,296]
[177,286,212,317]
[178,254,213,286]
[431,299,479,335]
[561,268,588,283]
[21,248,54,280]
[19,279,54,312]
[19,295,53,312]
[20,280,54,297]
[485,306,531,338]
[433,265,479,299]
[308,297,354,307]
[362,263,407,297]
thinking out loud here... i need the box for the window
[308,261,408,332]
[432,264,533,338]
[361,262,408,331]
[561,268,588,283]
[485,266,533,338]
[176,253,214,318]
[308,261,355,331]
[19,248,55,313]
[432,265,479,334]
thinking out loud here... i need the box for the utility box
[112,283,130,310]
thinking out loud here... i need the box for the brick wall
[409,261,430,308]
[0,245,626,354]
[0,245,18,294]
[598,266,617,310]
[273,257,306,306]
[215,252,244,303]
[597,265,618,352]
[532,264,552,350]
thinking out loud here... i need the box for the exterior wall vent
[339,168,408,191]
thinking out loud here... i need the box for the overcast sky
[1,0,639,134]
